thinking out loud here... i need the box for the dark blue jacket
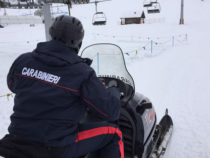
[7,40,121,147]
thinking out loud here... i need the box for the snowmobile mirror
[136,102,152,115]
[141,102,152,109]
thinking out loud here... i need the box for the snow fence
[0,16,42,25]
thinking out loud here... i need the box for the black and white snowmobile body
[80,43,173,158]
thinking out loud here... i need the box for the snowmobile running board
[149,109,173,158]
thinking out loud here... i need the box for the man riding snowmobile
[0,15,124,158]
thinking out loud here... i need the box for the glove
[107,87,121,100]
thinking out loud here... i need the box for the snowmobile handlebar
[99,77,133,104]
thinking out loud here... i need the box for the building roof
[120,11,143,19]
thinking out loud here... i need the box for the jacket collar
[33,40,83,66]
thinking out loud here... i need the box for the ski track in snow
[1,0,210,158]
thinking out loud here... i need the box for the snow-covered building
[0,0,41,8]
[120,11,146,25]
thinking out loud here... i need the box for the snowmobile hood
[32,40,83,67]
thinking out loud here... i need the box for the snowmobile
[80,43,173,158]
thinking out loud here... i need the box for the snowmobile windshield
[81,43,135,104]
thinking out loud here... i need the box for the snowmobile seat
[0,134,67,158]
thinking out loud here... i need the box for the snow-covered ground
[1,0,210,157]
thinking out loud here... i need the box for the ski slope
[1,0,210,157]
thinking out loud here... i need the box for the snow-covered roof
[19,2,28,5]
[120,11,142,19]
[10,1,18,5]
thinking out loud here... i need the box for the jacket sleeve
[7,54,24,93]
[81,67,121,121]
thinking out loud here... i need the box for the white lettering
[22,67,27,75]
[37,71,43,79]
[26,68,31,76]
[32,70,38,78]
[42,73,49,81]
[21,67,61,85]
[53,76,58,84]
[55,77,61,84]
[29,69,34,77]
[47,74,53,83]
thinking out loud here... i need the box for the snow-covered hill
[0,0,210,157]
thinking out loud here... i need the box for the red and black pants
[62,123,124,158]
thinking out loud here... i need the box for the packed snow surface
[1,0,210,157]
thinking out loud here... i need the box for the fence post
[151,40,153,53]
[172,37,174,46]
[43,3,52,41]
[97,53,99,74]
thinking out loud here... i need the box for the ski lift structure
[0,0,91,9]
[93,12,106,25]
[147,2,161,13]
[91,0,111,25]
[143,0,161,14]
[143,0,156,7]
[0,0,42,9]
[71,0,90,4]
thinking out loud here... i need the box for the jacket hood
[32,40,83,67]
